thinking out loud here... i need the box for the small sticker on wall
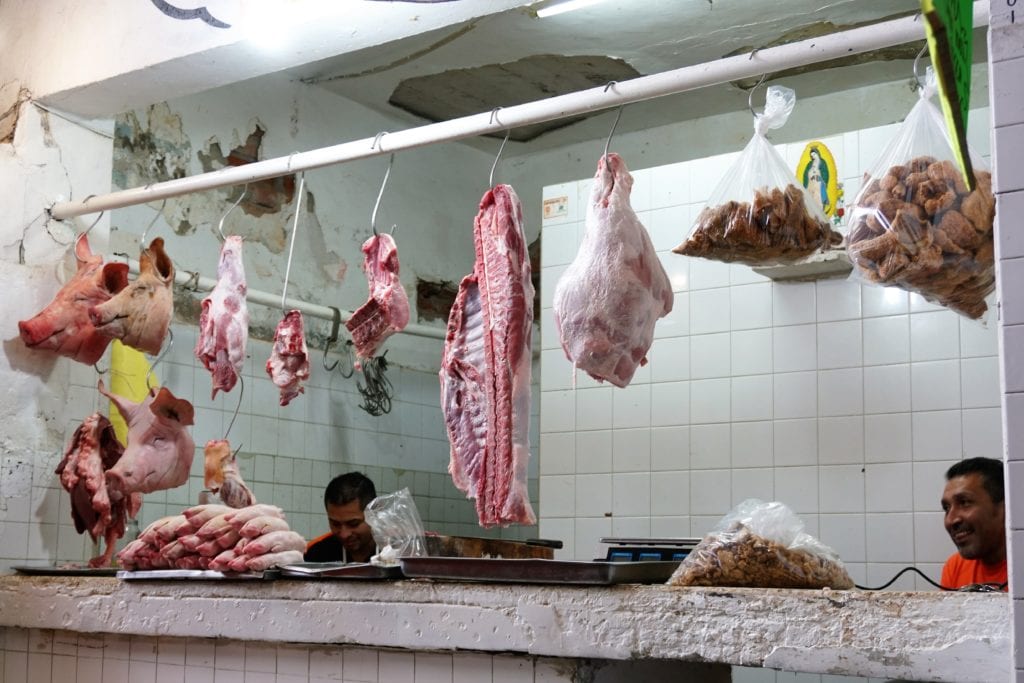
[543,196,569,220]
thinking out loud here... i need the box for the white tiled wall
[539,109,997,579]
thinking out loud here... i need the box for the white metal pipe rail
[50,2,988,221]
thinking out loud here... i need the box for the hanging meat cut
[195,235,249,397]
[345,233,410,360]
[440,184,535,527]
[18,234,129,365]
[89,237,175,355]
[266,310,310,406]
[553,153,673,388]
[203,439,256,509]
[55,414,142,567]
[98,379,195,499]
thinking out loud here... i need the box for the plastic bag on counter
[668,499,854,589]
[364,487,427,565]
[846,69,995,320]
[673,85,843,265]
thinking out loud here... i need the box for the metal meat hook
[747,72,769,118]
[216,184,248,242]
[322,306,343,372]
[370,152,394,238]
[141,198,167,245]
[224,375,244,442]
[280,171,306,312]
[144,328,174,391]
[912,44,929,90]
[488,107,511,188]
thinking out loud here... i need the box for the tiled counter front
[0,576,1009,682]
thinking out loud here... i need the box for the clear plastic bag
[363,488,426,564]
[668,499,854,589]
[846,69,995,320]
[674,86,843,265]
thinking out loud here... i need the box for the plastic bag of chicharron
[673,85,843,266]
[668,499,854,589]
[845,68,995,320]
[363,487,427,565]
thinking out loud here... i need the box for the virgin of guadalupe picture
[797,141,839,218]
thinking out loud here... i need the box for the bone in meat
[195,236,249,397]
[440,185,535,527]
[265,310,310,406]
[98,378,195,499]
[203,439,256,508]
[18,235,129,365]
[553,153,673,388]
[345,233,410,360]
[89,237,175,355]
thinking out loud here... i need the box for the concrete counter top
[0,576,1009,682]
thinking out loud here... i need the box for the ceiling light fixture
[536,0,607,19]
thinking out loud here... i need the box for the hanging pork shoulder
[345,233,410,361]
[195,236,249,397]
[266,309,310,406]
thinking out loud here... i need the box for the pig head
[89,237,175,356]
[18,234,130,365]
[98,379,195,498]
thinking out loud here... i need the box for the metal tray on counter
[399,558,681,585]
[14,565,119,577]
[279,562,404,580]
[116,569,266,581]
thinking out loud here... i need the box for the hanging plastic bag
[668,499,854,589]
[673,85,843,265]
[846,69,995,320]
[363,487,427,565]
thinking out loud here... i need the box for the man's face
[327,499,375,561]
[942,473,1006,563]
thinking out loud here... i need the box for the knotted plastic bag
[674,85,843,265]
[363,487,426,565]
[846,69,995,320]
[668,499,854,589]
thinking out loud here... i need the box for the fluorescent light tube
[537,0,606,18]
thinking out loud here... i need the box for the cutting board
[424,535,556,560]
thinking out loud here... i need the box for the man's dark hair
[946,457,1004,504]
[324,472,377,509]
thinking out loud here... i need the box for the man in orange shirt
[305,472,378,563]
[940,457,1007,590]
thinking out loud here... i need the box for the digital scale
[600,537,701,562]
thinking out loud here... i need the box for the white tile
[819,513,866,563]
[128,661,156,683]
[817,320,862,369]
[773,325,817,373]
[730,283,773,330]
[865,462,913,512]
[731,263,770,286]
[819,465,865,513]
[818,368,863,417]
[540,308,559,350]
[654,291,689,339]
[690,332,730,379]
[909,291,944,313]
[651,160,691,209]
[378,650,413,683]
[690,469,731,515]
[864,413,912,464]
[451,653,492,683]
[818,416,864,465]
[732,468,773,505]
[731,375,772,422]
[575,387,613,432]
[612,383,650,428]
[630,167,654,212]
[915,511,956,563]
[774,466,818,514]
[688,257,732,291]
[1004,325,1024,396]
[731,329,772,376]
[540,390,575,432]
[1009,393,1024,462]
[613,472,651,517]
[866,512,915,563]
[862,315,909,366]
[415,652,453,683]
[540,265,567,310]
[773,281,816,326]
[858,122,900,172]
[576,430,613,473]
[155,663,185,683]
[689,378,730,424]
[1000,259,1024,326]
[910,311,961,361]
[690,288,731,335]
[690,423,731,470]
[651,515,690,537]
[651,426,689,472]
[961,316,999,358]
[658,251,690,294]
[861,284,909,317]
[648,336,689,382]
[773,371,817,420]
[961,356,1002,408]
[732,421,773,468]
[913,459,959,513]
[612,428,651,472]
[992,57,1024,128]
[541,349,575,391]
[539,432,574,475]
[817,279,861,321]
[963,407,1003,460]
[540,476,575,517]
[573,517,611,562]
[996,191,1024,260]
[651,381,689,427]
[690,152,738,203]
[651,471,689,516]
[864,364,911,414]
[913,409,966,464]
[575,474,612,517]
[542,223,577,267]
[994,123,1024,193]
[911,360,962,411]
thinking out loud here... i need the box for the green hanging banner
[921,0,975,191]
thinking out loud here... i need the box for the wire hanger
[370,151,395,237]
[224,375,244,442]
[747,72,769,118]
[280,171,305,311]
[216,184,248,242]
[144,328,174,391]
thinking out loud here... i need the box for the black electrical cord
[854,566,1006,592]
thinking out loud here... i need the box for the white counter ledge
[0,576,1010,682]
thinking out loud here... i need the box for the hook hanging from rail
[912,44,929,90]
[488,108,512,188]
[141,198,167,245]
[280,171,305,312]
[216,185,248,242]
[370,152,395,237]
[144,328,174,391]
[322,306,342,371]
[747,72,769,118]
[224,375,244,442]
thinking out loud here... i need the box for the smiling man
[940,457,1007,590]
[305,472,378,563]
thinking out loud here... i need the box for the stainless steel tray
[14,565,119,577]
[399,558,680,585]
[116,569,265,580]
[279,562,404,580]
